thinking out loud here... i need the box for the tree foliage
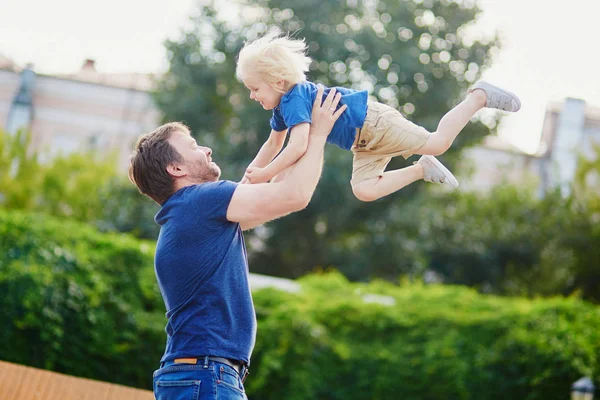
[0,129,160,239]
[401,185,579,297]
[0,210,164,387]
[567,145,600,302]
[154,0,500,279]
[0,129,41,209]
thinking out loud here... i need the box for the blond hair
[236,31,312,92]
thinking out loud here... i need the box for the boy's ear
[276,79,286,91]
[166,163,186,178]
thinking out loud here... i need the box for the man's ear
[166,162,186,178]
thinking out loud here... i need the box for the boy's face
[243,72,284,111]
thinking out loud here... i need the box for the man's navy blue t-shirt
[270,81,368,150]
[154,180,256,365]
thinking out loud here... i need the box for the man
[129,86,346,399]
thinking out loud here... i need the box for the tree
[566,145,600,301]
[404,185,579,297]
[0,210,164,388]
[154,0,500,279]
[0,129,42,209]
[0,128,160,239]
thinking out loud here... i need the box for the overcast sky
[1,0,598,153]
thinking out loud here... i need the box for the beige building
[458,134,541,193]
[0,56,160,172]
[460,98,600,196]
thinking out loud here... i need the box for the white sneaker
[416,155,459,188]
[470,81,521,112]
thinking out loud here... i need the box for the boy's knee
[352,183,378,202]
[425,134,452,156]
[431,146,448,157]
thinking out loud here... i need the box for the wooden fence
[0,360,154,400]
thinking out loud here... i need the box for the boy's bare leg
[419,81,521,156]
[352,165,424,202]
[352,155,458,202]
[418,90,486,156]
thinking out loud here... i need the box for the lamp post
[572,377,595,400]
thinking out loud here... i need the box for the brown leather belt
[174,356,249,382]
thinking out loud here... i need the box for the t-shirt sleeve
[191,180,238,221]
[280,92,313,130]
[270,107,287,131]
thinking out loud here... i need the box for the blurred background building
[460,98,600,196]
[0,56,160,172]
[1,55,599,191]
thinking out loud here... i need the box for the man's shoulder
[176,180,238,202]
[195,180,238,188]
[206,179,238,187]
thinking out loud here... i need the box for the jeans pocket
[155,379,201,400]
[217,365,245,397]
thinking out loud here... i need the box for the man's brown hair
[129,122,190,205]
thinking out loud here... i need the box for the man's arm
[240,219,269,231]
[245,124,309,184]
[228,86,347,226]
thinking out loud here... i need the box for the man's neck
[173,177,214,192]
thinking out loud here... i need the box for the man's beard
[188,159,221,183]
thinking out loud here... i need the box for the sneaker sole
[423,156,459,187]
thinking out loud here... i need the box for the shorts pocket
[155,379,201,400]
[355,126,378,151]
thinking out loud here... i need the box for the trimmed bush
[1,209,599,399]
[0,210,164,388]
[249,273,600,400]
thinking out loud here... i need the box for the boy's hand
[310,85,347,137]
[244,166,271,184]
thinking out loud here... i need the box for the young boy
[236,32,520,201]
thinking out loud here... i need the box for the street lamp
[572,377,595,400]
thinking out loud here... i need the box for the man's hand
[310,85,347,137]
[244,166,272,184]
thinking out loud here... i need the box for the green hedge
[249,274,600,400]
[0,210,165,388]
[1,209,599,399]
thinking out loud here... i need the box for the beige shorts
[351,102,431,186]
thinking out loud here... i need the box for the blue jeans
[153,359,248,400]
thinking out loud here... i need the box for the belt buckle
[241,366,249,383]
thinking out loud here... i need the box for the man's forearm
[281,135,327,203]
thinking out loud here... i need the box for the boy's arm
[241,129,287,183]
[248,129,287,169]
[245,123,309,184]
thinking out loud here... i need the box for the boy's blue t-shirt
[153,180,256,365]
[270,81,368,150]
